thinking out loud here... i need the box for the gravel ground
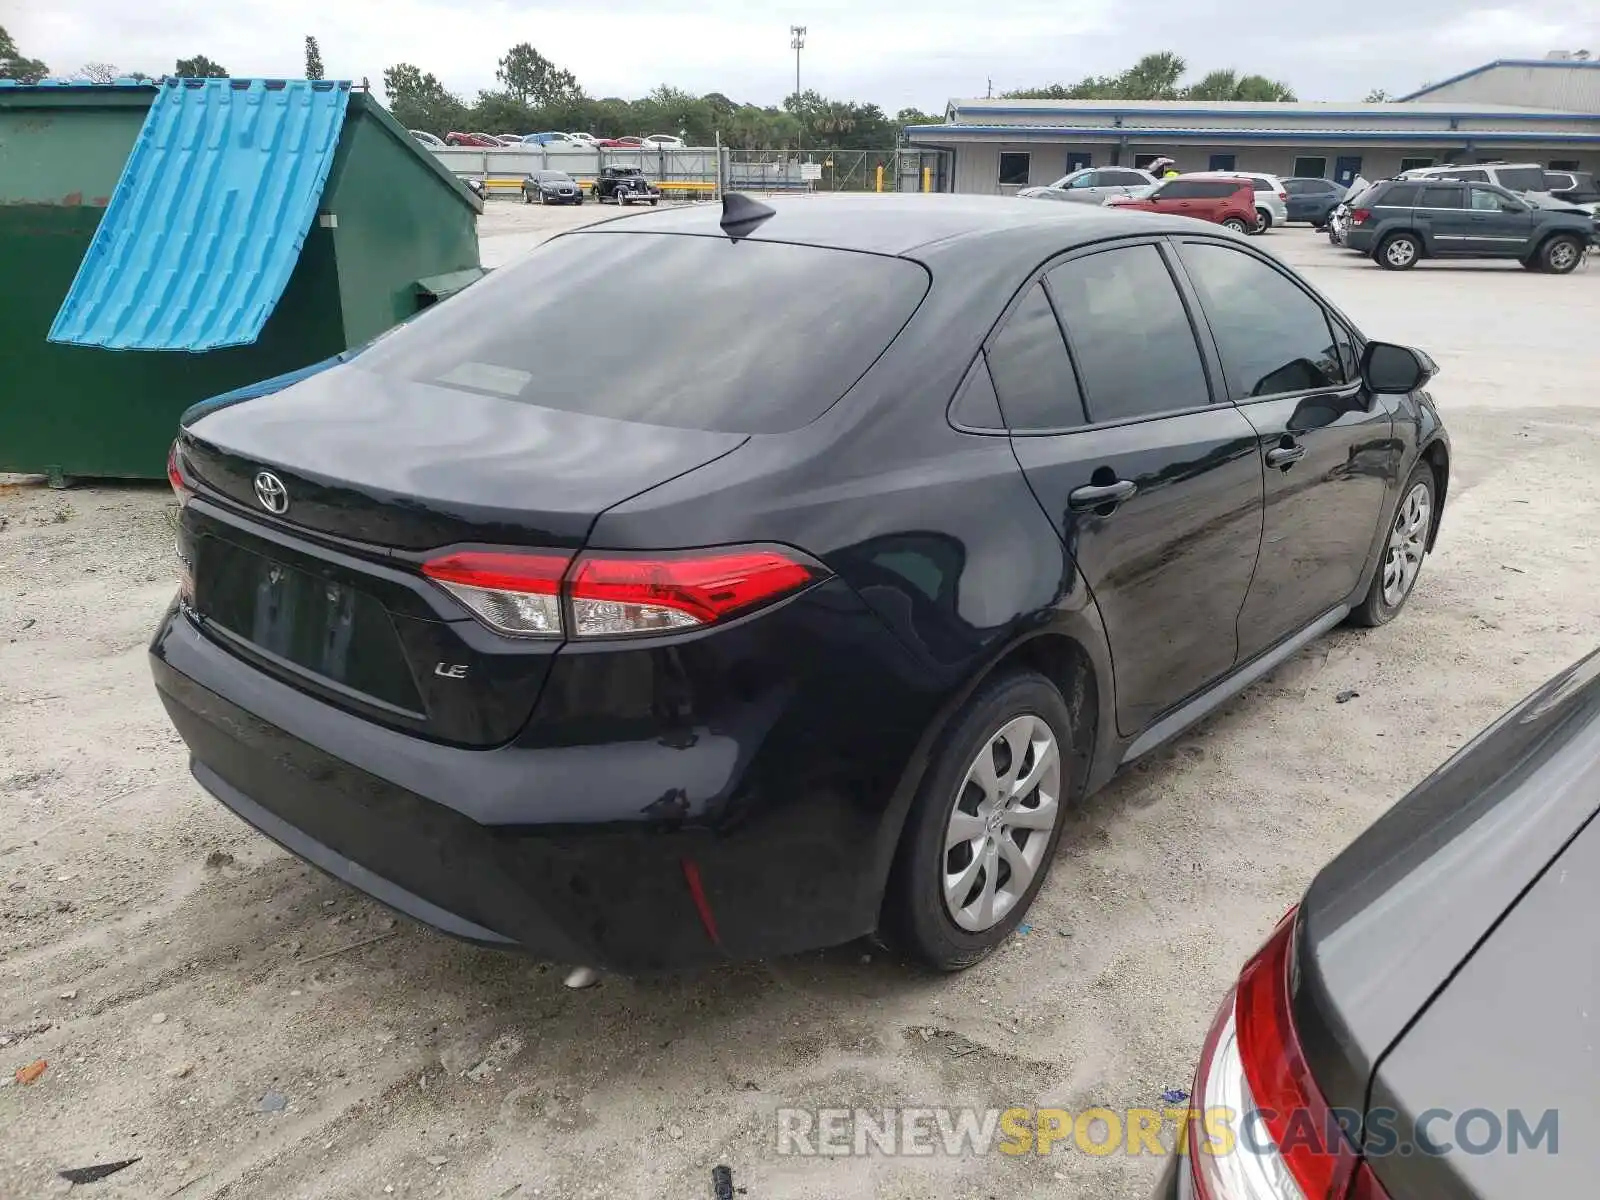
[3,215,1598,1200]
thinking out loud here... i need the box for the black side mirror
[1361,342,1437,394]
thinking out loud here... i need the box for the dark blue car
[1283,177,1345,226]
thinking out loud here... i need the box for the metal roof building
[905,57,1600,195]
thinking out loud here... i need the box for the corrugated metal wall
[1415,65,1600,113]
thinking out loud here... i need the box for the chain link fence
[428,145,953,201]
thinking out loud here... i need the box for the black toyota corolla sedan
[1155,649,1600,1199]
[152,194,1451,972]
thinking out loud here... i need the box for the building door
[1209,153,1236,171]
[1067,150,1092,171]
[1334,156,1363,187]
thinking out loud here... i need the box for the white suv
[1397,162,1549,194]
[1178,171,1289,233]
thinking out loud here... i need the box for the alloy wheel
[1385,238,1418,268]
[942,714,1060,932]
[1382,481,1431,607]
[1547,240,1579,272]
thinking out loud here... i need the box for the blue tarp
[48,78,350,351]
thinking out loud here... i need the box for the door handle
[1068,479,1138,511]
[1266,441,1307,469]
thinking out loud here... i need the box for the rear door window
[1178,242,1346,400]
[1047,245,1211,423]
[985,283,1085,431]
[352,232,929,434]
[1418,185,1463,208]
[1197,181,1243,198]
[1154,180,1203,199]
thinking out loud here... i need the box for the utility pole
[790,25,806,150]
[986,76,993,98]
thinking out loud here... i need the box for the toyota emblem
[253,471,289,515]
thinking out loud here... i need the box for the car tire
[1222,216,1249,234]
[1250,208,1272,235]
[1349,459,1437,627]
[882,670,1077,971]
[1376,232,1420,270]
[650,198,659,206]
[1537,234,1583,274]
[522,189,532,205]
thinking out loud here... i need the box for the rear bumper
[1344,227,1377,252]
[150,583,941,971]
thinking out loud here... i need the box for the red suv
[1107,176,1256,232]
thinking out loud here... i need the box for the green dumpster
[0,78,483,482]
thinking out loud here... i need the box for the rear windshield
[352,232,929,434]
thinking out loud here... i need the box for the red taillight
[1188,908,1391,1200]
[419,544,824,640]
[1351,208,1371,224]
[167,440,193,507]
[1277,190,1288,200]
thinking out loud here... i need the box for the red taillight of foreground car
[1187,907,1391,1200]
[420,545,826,640]
[1350,208,1371,225]
[167,440,193,507]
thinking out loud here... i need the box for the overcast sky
[10,1,1599,111]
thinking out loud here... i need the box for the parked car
[154,194,1449,973]
[1154,648,1600,1200]
[409,130,445,149]
[1282,176,1345,226]
[1017,167,1157,205]
[642,134,686,148]
[521,132,576,146]
[1398,160,1550,194]
[1544,169,1600,214]
[598,136,646,149]
[593,164,660,205]
[1106,176,1259,233]
[1180,171,1290,233]
[1343,177,1594,271]
[523,169,583,205]
[565,132,601,146]
[444,132,501,148]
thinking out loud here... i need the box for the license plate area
[193,534,425,716]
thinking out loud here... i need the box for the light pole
[790,25,806,150]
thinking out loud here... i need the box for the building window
[1132,153,1165,170]
[1549,159,1580,171]
[1209,153,1236,171]
[1292,156,1328,178]
[1399,157,1434,172]
[998,152,1031,186]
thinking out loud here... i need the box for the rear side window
[1495,166,1545,191]
[1247,177,1274,190]
[1418,186,1462,208]
[352,232,928,434]
[1178,242,1345,400]
[1443,169,1490,183]
[985,283,1085,431]
[1110,170,1150,186]
[1047,245,1211,423]
[1197,181,1244,199]
[1376,183,1421,206]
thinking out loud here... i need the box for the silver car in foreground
[1017,166,1156,204]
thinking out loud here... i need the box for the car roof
[573,193,1241,259]
[1185,170,1279,183]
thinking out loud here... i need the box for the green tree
[1184,68,1240,100]
[304,36,324,81]
[175,55,228,77]
[78,62,119,84]
[1118,51,1187,99]
[382,62,467,132]
[0,25,51,83]
[896,106,941,126]
[1364,88,1392,102]
[1231,74,1295,101]
[1009,51,1295,104]
[495,43,581,107]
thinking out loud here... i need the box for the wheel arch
[871,625,1112,933]
[1419,435,1450,550]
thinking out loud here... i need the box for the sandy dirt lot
[3,212,1598,1200]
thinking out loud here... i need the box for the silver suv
[1017,166,1156,204]
[1179,171,1289,233]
